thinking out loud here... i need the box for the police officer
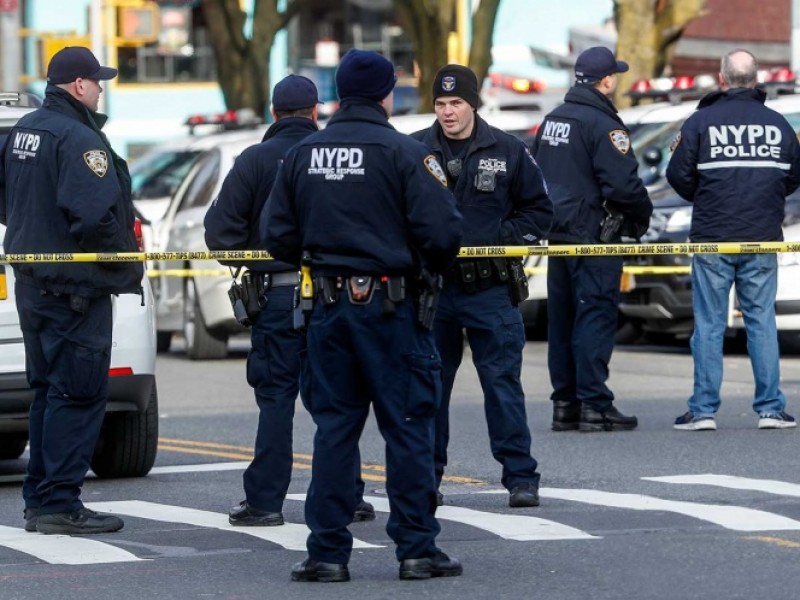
[0,47,142,534]
[204,75,375,526]
[262,49,463,582]
[533,47,652,432]
[667,49,800,431]
[412,64,552,508]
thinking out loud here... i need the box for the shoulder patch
[669,131,682,153]
[83,150,108,177]
[609,130,630,155]
[423,154,448,187]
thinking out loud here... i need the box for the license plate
[619,271,635,293]
[0,265,6,300]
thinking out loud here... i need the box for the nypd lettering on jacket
[10,131,41,163]
[539,120,571,147]
[308,146,365,181]
[704,124,785,167]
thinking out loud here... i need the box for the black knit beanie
[433,64,480,109]
[335,49,397,102]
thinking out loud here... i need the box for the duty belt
[252,270,298,288]
[314,275,406,307]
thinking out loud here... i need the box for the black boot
[291,558,350,582]
[399,551,463,580]
[552,400,581,431]
[579,405,638,432]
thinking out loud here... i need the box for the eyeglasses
[446,159,462,179]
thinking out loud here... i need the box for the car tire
[91,383,159,478]
[156,331,173,353]
[522,299,548,341]
[779,331,800,355]
[0,433,28,460]
[614,318,643,345]
[183,278,227,360]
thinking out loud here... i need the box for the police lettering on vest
[540,120,571,147]
[708,124,782,160]
[11,131,41,162]
[308,146,365,180]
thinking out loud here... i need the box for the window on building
[117,3,216,84]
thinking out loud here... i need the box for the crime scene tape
[1,241,800,264]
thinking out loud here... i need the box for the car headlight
[665,206,693,232]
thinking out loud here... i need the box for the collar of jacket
[564,84,622,123]
[697,86,767,109]
[423,113,497,155]
[328,97,392,128]
[261,115,318,142]
[43,84,109,131]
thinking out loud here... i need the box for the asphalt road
[2,338,800,600]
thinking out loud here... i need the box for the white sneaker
[758,412,797,430]
[673,412,717,431]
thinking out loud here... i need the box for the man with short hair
[533,46,652,433]
[263,49,464,582]
[0,46,143,534]
[412,64,552,508]
[205,75,376,527]
[667,48,800,431]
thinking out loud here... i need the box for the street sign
[0,0,18,13]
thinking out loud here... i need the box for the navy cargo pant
[434,283,540,492]
[547,255,623,410]
[303,288,442,564]
[16,281,112,515]
[243,283,368,512]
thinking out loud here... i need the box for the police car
[0,92,158,475]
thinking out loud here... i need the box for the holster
[599,203,625,243]
[507,258,529,306]
[227,271,267,327]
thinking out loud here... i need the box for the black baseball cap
[574,46,629,83]
[47,46,117,84]
[272,74,320,111]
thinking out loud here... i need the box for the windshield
[130,149,202,200]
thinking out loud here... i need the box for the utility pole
[0,0,21,91]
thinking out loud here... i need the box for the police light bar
[184,108,263,135]
[488,73,546,94]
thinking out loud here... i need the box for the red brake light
[630,79,652,94]
[109,367,133,377]
[673,75,694,90]
[134,217,143,252]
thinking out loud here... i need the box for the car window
[176,150,221,212]
[130,149,202,200]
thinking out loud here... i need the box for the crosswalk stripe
[506,488,800,532]
[285,494,596,541]
[86,501,383,551]
[642,474,800,497]
[0,525,144,565]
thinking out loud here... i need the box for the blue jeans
[689,253,785,417]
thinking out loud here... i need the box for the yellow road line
[157,437,486,484]
[745,535,800,549]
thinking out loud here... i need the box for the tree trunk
[613,0,706,108]
[468,0,501,87]
[396,0,454,111]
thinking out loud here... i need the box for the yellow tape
[1,242,799,264]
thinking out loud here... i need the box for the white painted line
[87,500,382,551]
[643,474,800,497]
[287,493,596,541]
[481,488,800,532]
[147,462,249,475]
[0,525,144,565]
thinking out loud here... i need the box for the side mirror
[642,146,663,167]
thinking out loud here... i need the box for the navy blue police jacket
[666,87,800,242]
[261,98,463,277]
[412,114,552,247]
[204,116,318,273]
[0,85,142,297]
[533,85,652,243]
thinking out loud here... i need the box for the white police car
[0,92,158,475]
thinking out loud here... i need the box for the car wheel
[779,331,800,355]
[183,278,227,360]
[91,382,159,478]
[156,331,173,353]
[614,318,643,345]
[521,299,548,341]
[0,433,28,460]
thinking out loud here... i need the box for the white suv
[0,93,158,477]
